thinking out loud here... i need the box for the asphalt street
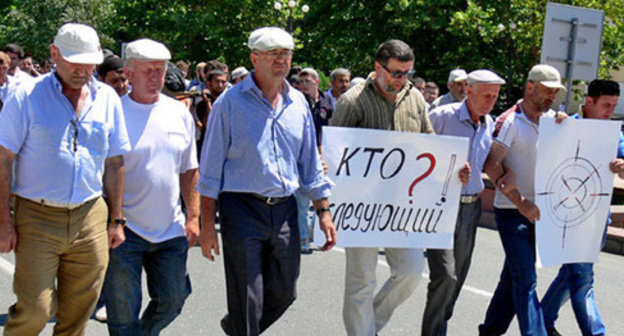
[1,227,623,335]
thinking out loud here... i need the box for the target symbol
[536,141,610,248]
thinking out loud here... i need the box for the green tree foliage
[1,0,623,105]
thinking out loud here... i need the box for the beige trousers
[4,197,109,336]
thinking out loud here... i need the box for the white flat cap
[528,64,565,90]
[248,27,294,51]
[448,69,468,83]
[231,66,249,80]
[125,38,171,61]
[53,23,103,65]
[467,69,506,85]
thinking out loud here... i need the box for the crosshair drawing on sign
[536,140,610,248]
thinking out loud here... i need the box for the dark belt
[249,193,291,205]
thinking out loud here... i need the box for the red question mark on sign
[408,153,436,204]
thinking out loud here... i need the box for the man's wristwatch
[316,207,331,216]
[110,218,127,227]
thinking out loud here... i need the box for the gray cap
[300,67,319,79]
[467,69,506,85]
[53,23,103,65]
[231,66,249,80]
[448,69,468,83]
[527,64,565,90]
[125,38,171,61]
[248,27,294,51]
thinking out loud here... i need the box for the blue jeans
[103,228,191,336]
[478,208,546,336]
[541,263,605,335]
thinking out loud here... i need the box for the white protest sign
[535,118,620,267]
[314,127,469,248]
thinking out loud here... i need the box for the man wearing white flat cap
[423,69,505,335]
[102,38,199,335]
[430,68,468,110]
[0,23,130,335]
[198,26,336,335]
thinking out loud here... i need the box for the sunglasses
[380,62,415,79]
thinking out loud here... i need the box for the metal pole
[564,18,579,114]
[288,8,294,33]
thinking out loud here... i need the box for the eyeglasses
[255,50,293,59]
[380,63,415,79]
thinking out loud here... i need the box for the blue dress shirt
[429,101,494,195]
[197,72,331,201]
[0,72,130,206]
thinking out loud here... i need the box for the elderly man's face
[300,74,319,97]
[103,70,129,96]
[375,58,413,95]
[19,57,33,72]
[332,74,351,95]
[585,95,619,120]
[251,48,292,78]
[449,80,468,100]
[527,82,559,112]
[126,59,167,96]
[424,87,439,103]
[50,45,95,89]
[466,84,501,121]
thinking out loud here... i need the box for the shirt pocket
[83,121,110,156]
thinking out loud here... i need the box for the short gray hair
[330,68,350,81]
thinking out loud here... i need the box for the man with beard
[331,39,438,336]
[478,64,567,336]
[430,69,468,110]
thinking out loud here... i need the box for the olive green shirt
[330,75,434,134]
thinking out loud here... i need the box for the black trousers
[219,192,300,336]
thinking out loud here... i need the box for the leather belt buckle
[265,196,280,205]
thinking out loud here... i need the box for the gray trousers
[421,199,482,336]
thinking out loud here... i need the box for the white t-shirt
[493,103,556,209]
[121,94,198,243]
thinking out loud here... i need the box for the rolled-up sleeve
[197,97,230,199]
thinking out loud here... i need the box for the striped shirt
[330,75,433,133]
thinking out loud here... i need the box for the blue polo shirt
[197,72,331,201]
[0,72,130,206]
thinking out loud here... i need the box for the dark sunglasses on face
[380,62,415,79]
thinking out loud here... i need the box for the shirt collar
[50,70,100,97]
[459,101,486,126]
[241,71,293,105]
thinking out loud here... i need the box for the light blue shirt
[197,72,331,200]
[429,101,494,195]
[0,72,130,206]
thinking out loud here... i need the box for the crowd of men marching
[0,23,623,336]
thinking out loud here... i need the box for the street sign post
[540,2,604,113]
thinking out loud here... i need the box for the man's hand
[610,158,624,179]
[518,198,540,223]
[199,225,220,261]
[496,170,517,193]
[185,217,200,246]
[458,162,471,185]
[555,111,569,124]
[0,221,16,253]
[108,223,126,249]
[318,211,337,251]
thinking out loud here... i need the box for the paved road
[1,227,623,335]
